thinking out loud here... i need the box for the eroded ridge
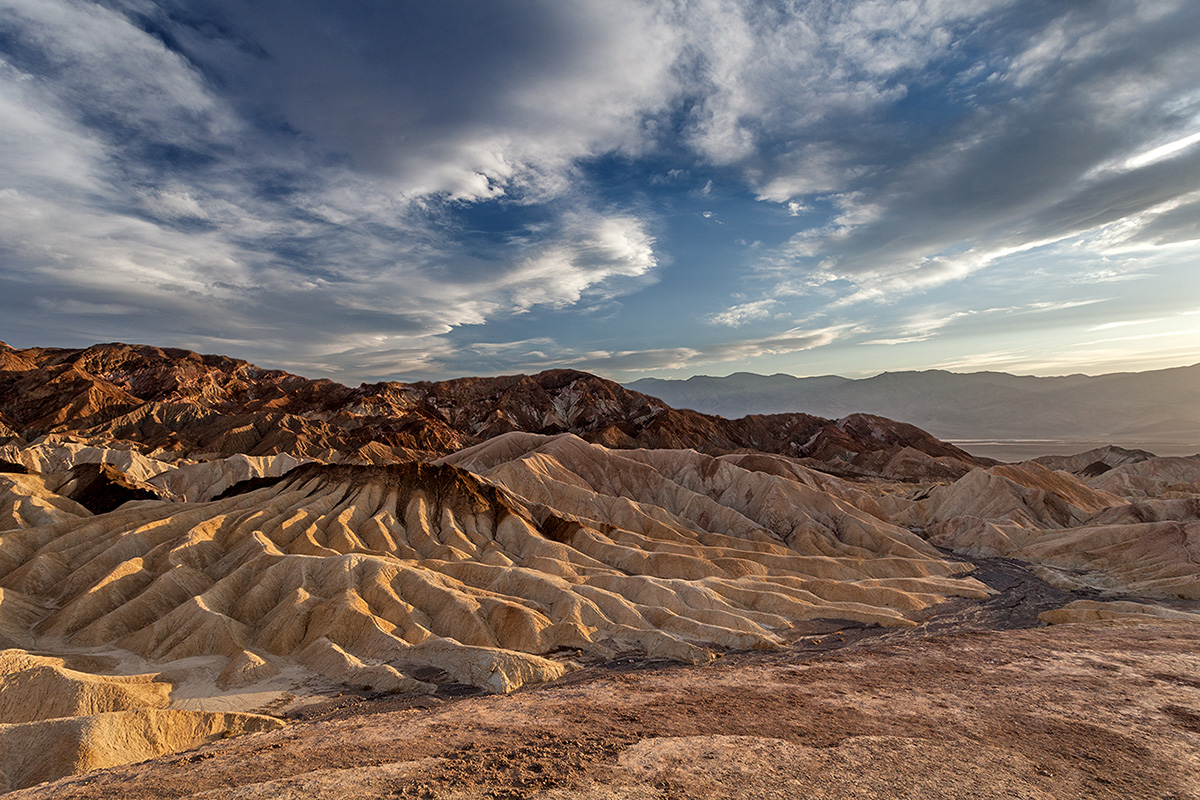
[1,443,989,703]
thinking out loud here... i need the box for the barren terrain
[2,342,1198,797]
[12,562,1200,799]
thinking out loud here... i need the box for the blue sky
[0,0,1197,383]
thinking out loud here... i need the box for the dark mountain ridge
[0,341,984,479]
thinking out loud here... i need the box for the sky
[0,0,1198,384]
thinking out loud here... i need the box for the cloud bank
[0,0,1196,381]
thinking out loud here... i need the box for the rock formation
[0,341,984,479]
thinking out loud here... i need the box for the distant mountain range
[627,364,1200,447]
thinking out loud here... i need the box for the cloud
[500,214,658,312]
[756,0,1200,312]
[1123,131,1200,170]
[680,0,1009,193]
[708,299,778,327]
[853,298,1112,348]
[0,0,673,380]
[858,311,969,346]
[161,0,683,202]
[520,326,844,377]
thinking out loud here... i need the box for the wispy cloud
[504,326,845,378]
[753,0,1200,318]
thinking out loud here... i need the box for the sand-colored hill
[1083,497,1200,525]
[1038,599,1200,625]
[826,458,1200,599]
[0,437,1006,798]
[0,441,178,483]
[930,518,1200,597]
[0,438,1015,791]
[0,709,283,792]
[0,590,43,650]
[0,450,990,702]
[902,462,1125,531]
[1088,456,1200,499]
[1032,445,1158,475]
[11,619,1200,800]
[0,472,90,532]
[0,649,284,792]
[0,650,172,724]
[145,453,311,502]
[0,442,311,502]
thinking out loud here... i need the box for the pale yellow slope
[902,462,1200,599]
[0,441,180,483]
[1039,599,1200,625]
[0,709,282,793]
[0,649,171,724]
[930,518,1200,598]
[146,453,311,502]
[0,472,91,532]
[899,462,1125,532]
[1089,456,1200,499]
[1,451,989,703]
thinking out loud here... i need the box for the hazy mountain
[628,364,1200,445]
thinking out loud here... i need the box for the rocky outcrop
[0,341,984,477]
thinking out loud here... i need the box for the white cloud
[0,0,676,380]
[858,311,969,346]
[137,188,210,220]
[186,0,683,203]
[708,299,778,327]
[497,213,658,312]
[680,0,1008,197]
[1122,131,1200,170]
[522,326,845,377]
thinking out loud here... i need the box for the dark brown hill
[0,341,982,477]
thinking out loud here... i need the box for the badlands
[0,341,1198,798]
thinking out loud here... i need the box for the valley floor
[14,560,1200,800]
